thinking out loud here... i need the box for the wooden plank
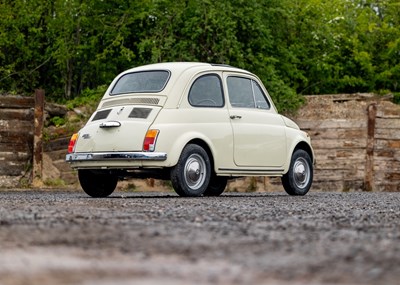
[375,139,400,149]
[376,102,400,119]
[0,151,30,161]
[0,131,33,144]
[0,108,34,121]
[365,103,377,191]
[0,96,34,109]
[375,128,400,139]
[315,159,366,170]
[313,169,363,181]
[32,89,45,187]
[374,149,397,158]
[308,128,366,140]
[374,182,400,192]
[311,181,344,191]
[0,161,26,176]
[376,118,400,129]
[314,149,366,159]
[315,165,366,175]
[311,180,365,191]
[312,139,366,149]
[0,120,33,133]
[0,143,31,152]
[374,160,400,171]
[296,119,367,130]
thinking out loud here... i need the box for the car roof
[122,62,252,76]
[101,62,260,109]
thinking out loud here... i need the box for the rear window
[110,70,170,95]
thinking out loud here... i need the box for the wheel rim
[184,154,206,190]
[293,157,310,189]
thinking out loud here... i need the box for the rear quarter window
[188,74,224,107]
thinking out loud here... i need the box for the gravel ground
[0,190,399,285]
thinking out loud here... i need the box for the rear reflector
[143,129,159,152]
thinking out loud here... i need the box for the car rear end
[66,97,168,169]
[66,68,174,170]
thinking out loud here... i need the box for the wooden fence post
[32,89,45,187]
[365,103,377,191]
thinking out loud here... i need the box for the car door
[224,74,287,168]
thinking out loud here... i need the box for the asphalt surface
[0,190,399,285]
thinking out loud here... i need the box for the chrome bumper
[66,151,167,162]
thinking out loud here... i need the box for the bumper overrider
[66,152,167,162]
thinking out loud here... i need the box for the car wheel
[170,144,211,197]
[78,169,118,198]
[281,149,313,196]
[204,174,227,196]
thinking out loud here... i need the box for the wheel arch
[294,141,314,164]
[186,138,215,173]
[283,139,315,174]
[162,131,217,170]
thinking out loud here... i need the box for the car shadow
[97,192,290,199]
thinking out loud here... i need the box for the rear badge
[117,107,124,115]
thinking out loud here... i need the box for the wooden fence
[294,94,400,192]
[0,93,399,191]
[0,92,44,187]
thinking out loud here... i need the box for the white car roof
[101,62,258,109]
[123,62,252,76]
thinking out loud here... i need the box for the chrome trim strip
[66,152,167,162]
[218,168,284,172]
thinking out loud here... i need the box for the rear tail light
[143,129,159,152]
[67,133,79,153]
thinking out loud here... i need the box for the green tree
[0,0,52,93]
[1,0,399,109]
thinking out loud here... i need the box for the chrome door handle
[230,115,242,120]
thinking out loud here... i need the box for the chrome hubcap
[184,154,206,190]
[293,157,310,189]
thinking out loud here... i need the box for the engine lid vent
[92,109,111,121]
[101,97,160,108]
[128,108,152,119]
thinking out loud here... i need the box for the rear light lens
[143,129,159,152]
[67,133,79,153]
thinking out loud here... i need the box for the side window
[188,74,224,107]
[253,80,270,109]
[227,76,270,110]
[227,77,255,108]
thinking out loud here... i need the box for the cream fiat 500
[66,62,314,197]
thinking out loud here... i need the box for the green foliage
[1,0,399,112]
[44,178,66,187]
[393,93,400,105]
[49,116,66,127]
[65,85,107,110]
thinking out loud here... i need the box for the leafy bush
[393,93,400,105]
[65,85,107,110]
[49,116,66,127]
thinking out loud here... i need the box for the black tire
[281,149,313,196]
[170,144,211,197]
[204,174,227,196]
[78,169,118,198]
